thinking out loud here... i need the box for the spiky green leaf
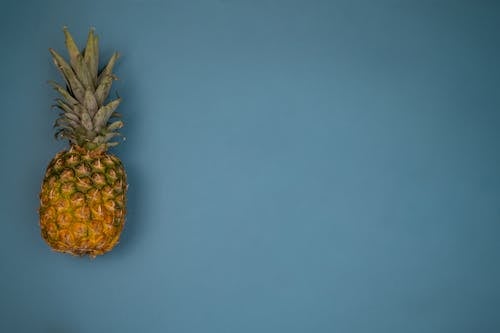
[83,90,98,116]
[53,99,74,115]
[74,56,94,90]
[63,27,81,71]
[102,132,121,142]
[94,74,115,106]
[54,117,79,129]
[97,52,119,84]
[55,102,84,128]
[64,112,80,123]
[79,108,93,131]
[49,48,85,102]
[93,132,121,144]
[106,120,123,131]
[54,128,67,140]
[93,98,121,130]
[84,28,99,85]
[49,81,79,105]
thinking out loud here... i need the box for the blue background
[1,0,499,332]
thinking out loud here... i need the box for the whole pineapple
[39,28,127,257]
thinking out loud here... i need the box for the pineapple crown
[49,27,123,151]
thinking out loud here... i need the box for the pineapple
[39,27,127,257]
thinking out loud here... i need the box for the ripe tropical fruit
[39,27,127,257]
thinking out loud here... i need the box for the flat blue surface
[1,1,499,332]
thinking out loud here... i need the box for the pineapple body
[39,146,127,257]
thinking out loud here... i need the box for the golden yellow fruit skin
[39,146,127,257]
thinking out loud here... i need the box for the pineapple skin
[39,145,127,257]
